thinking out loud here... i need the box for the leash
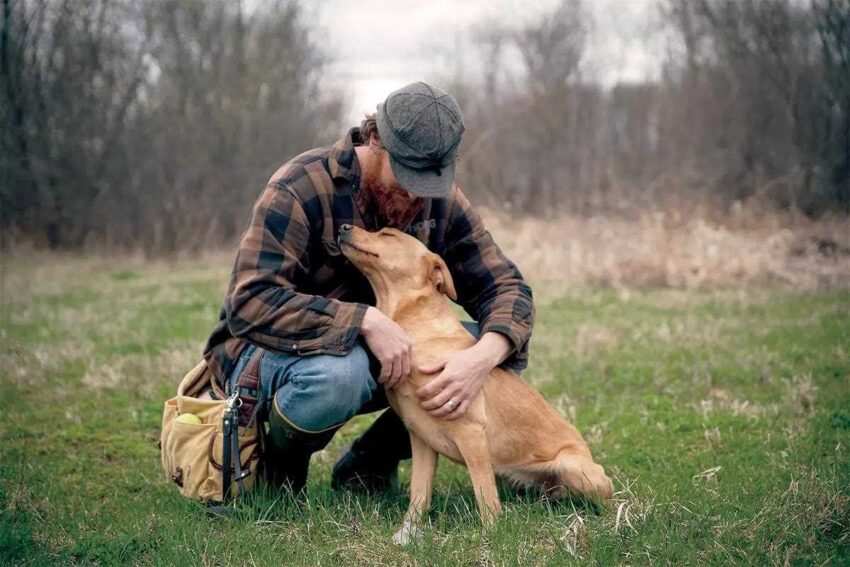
[222,348,265,500]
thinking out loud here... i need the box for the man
[203,81,534,493]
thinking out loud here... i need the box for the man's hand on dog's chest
[416,332,512,420]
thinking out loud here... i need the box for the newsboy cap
[375,81,465,198]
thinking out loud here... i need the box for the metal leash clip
[225,389,242,411]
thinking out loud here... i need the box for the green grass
[1,255,848,565]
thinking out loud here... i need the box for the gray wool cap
[375,81,465,198]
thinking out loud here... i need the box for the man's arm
[415,186,535,419]
[442,186,535,370]
[224,183,368,354]
[471,331,513,368]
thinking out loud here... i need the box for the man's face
[361,136,425,226]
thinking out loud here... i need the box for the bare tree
[814,0,850,213]
[3,0,847,253]
[1,0,342,252]
[455,0,850,217]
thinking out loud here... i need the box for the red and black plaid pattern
[203,127,534,390]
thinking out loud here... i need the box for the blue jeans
[227,321,481,433]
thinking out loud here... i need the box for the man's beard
[359,170,425,229]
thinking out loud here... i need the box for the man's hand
[416,332,512,420]
[360,306,413,389]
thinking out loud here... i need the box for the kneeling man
[203,81,534,493]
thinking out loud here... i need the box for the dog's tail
[552,452,614,500]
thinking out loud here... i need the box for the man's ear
[428,253,457,301]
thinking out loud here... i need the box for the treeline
[1,0,848,253]
[453,0,850,217]
[1,0,341,250]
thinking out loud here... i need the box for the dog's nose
[339,224,353,233]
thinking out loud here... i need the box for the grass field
[1,254,848,565]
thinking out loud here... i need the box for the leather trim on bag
[208,433,260,471]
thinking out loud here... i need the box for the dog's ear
[428,253,457,301]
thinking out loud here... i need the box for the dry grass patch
[693,389,779,421]
[480,208,850,289]
[81,342,201,394]
[572,323,621,359]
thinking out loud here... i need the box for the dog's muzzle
[337,223,353,245]
[337,224,379,258]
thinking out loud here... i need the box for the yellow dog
[339,225,612,544]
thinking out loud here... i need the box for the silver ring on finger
[445,398,457,410]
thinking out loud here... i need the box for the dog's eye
[379,232,394,237]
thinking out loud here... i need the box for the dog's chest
[386,377,465,463]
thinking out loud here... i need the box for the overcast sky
[313,0,667,125]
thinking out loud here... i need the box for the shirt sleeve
[443,186,535,371]
[223,183,369,355]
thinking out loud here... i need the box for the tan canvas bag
[160,352,264,502]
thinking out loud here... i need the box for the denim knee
[272,343,377,433]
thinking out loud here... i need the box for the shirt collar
[328,126,363,185]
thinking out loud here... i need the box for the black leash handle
[220,348,265,501]
[221,391,240,500]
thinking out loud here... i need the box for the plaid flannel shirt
[203,127,534,391]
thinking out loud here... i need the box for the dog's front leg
[393,431,437,546]
[455,425,501,525]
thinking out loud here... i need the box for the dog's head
[338,224,457,301]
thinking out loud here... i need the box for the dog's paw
[392,521,422,546]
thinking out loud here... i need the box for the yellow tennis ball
[175,413,203,425]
